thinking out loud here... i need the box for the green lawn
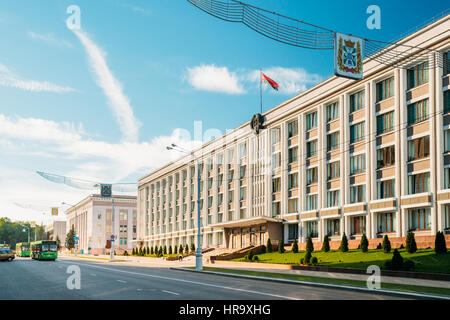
[232,249,450,274]
[196,267,450,297]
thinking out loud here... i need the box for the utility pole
[110,197,115,262]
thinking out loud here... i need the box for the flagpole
[260,69,262,114]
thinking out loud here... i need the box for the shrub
[382,235,391,253]
[306,236,314,253]
[169,246,173,255]
[174,245,178,254]
[252,255,259,262]
[155,246,158,256]
[266,238,273,253]
[123,250,128,256]
[163,246,167,255]
[302,251,312,265]
[278,239,285,253]
[247,250,254,261]
[146,246,150,255]
[322,235,330,252]
[132,248,135,255]
[179,244,184,254]
[311,256,318,265]
[158,247,163,256]
[406,232,417,253]
[376,243,382,250]
[185,244,189,254]
[360,234,369,252]
[391,249,403,270]
[339,233,349,252]
[292,238,298,253]
[403,259,415,271]
[435,231,447,254]
[260,244,266,254]
[190,243,195,253]
[150,246,154,255]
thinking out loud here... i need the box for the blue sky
[0,0,447,223]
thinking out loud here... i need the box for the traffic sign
[74,236,79,241]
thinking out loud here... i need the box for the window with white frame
[305,112,318,130]
[327,190,340,207]
[350,185,366,203]
[377,212,396,233]
[408,208,431,231]
[326,219,340,236]
[306,194,318,211]
[326,102,339,122]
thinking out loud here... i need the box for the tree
[190,243,195,253]
[306,236,314,253]
[382,235,391,253]
[163,245,167,255]
[339,233,348,252]
[146,246,150,255]
[179,244,184,254]
[132,248,135,255]
[302,251,312,265]
[260,244,266,254]
[150,246,154,255]
[360,234,369,253]
[390,249,403,270]
[435,231,447,254]
[158,247,163,256]
[266,238,273,253]
[185,244,189,254]
[292,238,298,253]
[247,249,254,261]
[174,245,178,254]
[278,239,285,253]
[55,235,61,251]
[169,245,173,255]
[406,232,417,253]
[155,246,158,256]
[65,225,75,250]
[322,235,330,252]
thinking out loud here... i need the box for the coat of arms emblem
[334,33,363,80]
[250,113,265,135]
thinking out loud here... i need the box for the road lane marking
[90,274,97,276]
[55,259,300,300]
[117,280,127,283]
[162,290,179,296]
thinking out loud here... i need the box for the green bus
[16,242,31,257]
[30,240,58,260]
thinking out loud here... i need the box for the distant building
[65,194,137,255]
[45,221,66,247]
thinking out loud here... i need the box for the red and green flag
[261,72,279,91]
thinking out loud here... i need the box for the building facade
[137,15,450,250]
[65,194,137,254]
[45,220,67,248]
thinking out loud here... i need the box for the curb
[170,267,450,300]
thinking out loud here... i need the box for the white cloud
[0,63,75,93]
[72,29,141,142]
[28,31,73,48]
[186,64,245,94]
[186,64,322,95]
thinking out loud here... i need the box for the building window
[272,178,281,192]
[272,202,280,217]
[306,194,318,211]
[376,77,394,102]
[306,221,318,238]
[408,136,430,161]
[288,147,298,163]
[305,112,318,130]
[326,102,339,122]
[445,168,450,189]
[288,173,298,189]
[271,128,280,145]
[350,185,366,203]
[377,179,395,199]
[240,187,246,201]
[327,161,340,180]
[377,111,394,135]
[239,143,247,159]
[377,146,395,169]
[306,140,317,157]
[326,219,340,236]
[445,206,450,230]
[350,122,365,143]
[350,90,365,112]
[350,154,366,175]
[445,90,450,113]
[377,213,396,233]
[408,172,430,194]
[306,167,318,185]
[351,216,366,235]
[407,62,429,89]
[407,99,429,125]
[288,224,298,240]
[288,199,298,213]
[327,131,340,151]
[287,120,298,138]
[408,208,431,231]
[327,190,340,207]
[272,153,281,169]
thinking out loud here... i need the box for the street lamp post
[167,144,203,271]
[23,227,30,243]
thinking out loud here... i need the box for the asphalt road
[0,257,408,300]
